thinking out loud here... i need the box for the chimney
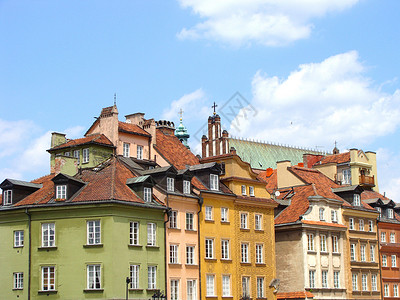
[156,120,175,136]
[276,160,304,189]
[125,113,145,126]
[51,132,66,148]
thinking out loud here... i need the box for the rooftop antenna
[212,102,218,115]
[114,93,117,106]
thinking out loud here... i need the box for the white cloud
[376,148,400,203]
[228,51,400,152]
[64,126,85,139]
[177,0,359,46]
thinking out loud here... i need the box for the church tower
[174,109,190,149]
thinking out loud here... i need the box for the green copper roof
[229,138,327,169]
[175,118,190,149]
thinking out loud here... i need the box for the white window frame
[206,274,215,297]
[359,219,364,231]
[41,266,55,291]
[87,264,101,290]
[187,279,197,300]
[334,271,340,288]
[147,223,156,246]
[137,145,143,160]
[332,235,339,253]
[130,265,139,289]
[331,210,338,223]
[82,148,89,163]
[322,270,328,288]
[242,276,250,297]
[221,207,228,222]
[256,244,264,264]
[369,220,374,232]
[381,232,386,242]
[3,189,12,205]
[370,245,375,262]
[382,255,387,267]
[349,218,354,230]
[73,149,80,164]
[205,206,213,221]
[123,143,130,157]
[360,245,366,262]
[309,270,315,288]
[320,234,327,252]
[210,174,219,191]
[147,266,157,289]
[394,284,399,297]
[170,279,179,300]
[42,223,55,247]
[350,244,356,261]
[257,277,265,298]
[240,212,248,229]
[64,151,70,156]
[307,233,314,251]
[392,255,397,267]
[377,207,382,217]
[241,185,246,195]
[390,232,396,243]
[362,274,368,291]
[169,244,179,264]
[169,210,178,229]
[319,208,325,221]
[56,185,66,199]
[167,177,174,192]
[352,273,358,291]
[222,275,231,297]
[144,187,152,202]
[186,212,194,230]
[14,230,24,247]
[255,214,262,230]
[384,284,390,297]
[371,274,377,291]
[87,220,101,245]
[13,272,23,290]
[353,194,361,206]
[241,243,249,263]
[186,245,195,265]
[205,238,214,259]
[249,186,255,196]
[183,180,191,194]
[388,208,394,219]
[130,221,139,245]
[221,239,230,260]
[342,168,351,184]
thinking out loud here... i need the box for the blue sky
[1,0,400,201]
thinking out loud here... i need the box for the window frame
[143,187,152,202]
[390,232,396,243]
[87,220,101,245]
[368,220,374,232]
[130,221,139,245]
[222,275,231,297]
[352,273,358,291]
[73,149,80,164]
[14,230,24,247]
[371,274,377,291]
[307,233,314,251]
[13,272,23,290]
[186,245,195,265]
[331,209,338,223]
[381,232,386,243]
[332,235,339,253]
[130,264,139,289]
[256,244,264,264]
[322,270,328,288]
[4,189,12,205]
[361,274,368,291]
[170,279,179,300]
[241,185,246,195]
[221,239,230,260]
[353,194,361,206]
[137,145,143,160]
[249,186,255,197]
[169,244,179,264]
[210,174,219,191]
[186,212,194,230]
[206,274,215,297]
[349,218,354,230]
[187,279,197,300]
[334,271,340,288]
[147,266,157,290]
[55,185,67,200]
[319,208,325,221]
[169,210,178,229]
[221,207,228,223]
[359,219,364,231]
[240,212,248,229]
[392,254,397,267]
[382,254,387,267]
[41,266,56,291]
[241,243,249,263]
[320,234,327,253]
[82,148,89,164]
[147,223,156,246]
[360,245,366,262]
[167,177,174,192]
[370,245,375,262]
[183,180,191,194]
[205,238,214,259]
[350,243,356,261]
[123,142,130,158]
[205,206,213,221]
[42,223,56,247]
[309,270,315,288]
[255,214,262,230]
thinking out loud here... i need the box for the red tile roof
[277,291,314,299]
[301,220,347,228]
[16,174,55,206]
[361,190,391,201]
[49,134,114,151]
[236,195,277,205]
[257,168,277,193]
[118,122,151,137]
[315,152,350,165]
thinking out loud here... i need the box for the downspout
[164,193,171,298]
[25,208,31,300]
[197,195,204,300]
[377,219,384,300]
[148,136,152,160]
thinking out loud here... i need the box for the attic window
[183,180,191,194]
[353,194,361,206]
[376,207,382,217]
[210,174,219,191]
[56,185,67,199]
[144,187,152,202]
[319,208,325,221]
[388,208,394,219]
[167,178,174,192]
[3,190,12,205]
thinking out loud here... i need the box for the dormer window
[210,174,219,191]
[319,208,325,221]
[331,210,338,223]
[249,186,255,197]
[353,194,361,206]
[183,180,191,194]
[376,207,382,217]
[56,185,66,199]
[241,185,246,195]
[144,187,152,202]
[388,208,394,219]
[3,190,12,205]
[167,178,174,192]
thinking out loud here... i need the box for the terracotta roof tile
[361,190,391,201]
[301,220,347,228]
[258,168,277,193]
[118,122,151,137]
[277,291,314,299]
[16,174,55,206]
[315,152,350,165]
[49,134,114,151]
[236,195,277,205]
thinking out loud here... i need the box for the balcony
[359,175,375,187]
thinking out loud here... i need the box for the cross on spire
[212,102,218,115]
[179,108,184,121]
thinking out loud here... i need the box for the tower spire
[212,102,218,115]
[114,93,117,106]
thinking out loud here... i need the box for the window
[331,210,338,223]
[388,208,394,219]
[392,255,397,267]
[332,235,339,253]
[170,244,179,264]
[256,244,264,264]
[342,169,351,184]
[349,218,354,230]
[369,220,374,232]
[390,233,396,243]
[241,243,249,263]
[130,265,139,289]
[249,186,255,196]
[319,208,325,221]
[130,221,139,245]
[322,270,328,288]
[87,220,101,245]
[187,280,196,300]
[309,270,315,288]
[56,185,66,199]
[359,219,364,231]
[205,239,214,259]
[384,284,390,297]
[13,272,23,290]
[222,275,231,297]
[144,187,152,202]
[394,284,399,297]
[82,148,89,163]
[376,207,382,217]
[148,266,157,289]
[334,271,340,288]
[353,194,361,206]
[64,151,70,156]
[170,279,179,300]
[147,223,156,246]
[205,206,213,221]
[206,275,215,297]
[169,211,178,229]
[371,274,377,291]
[242,277,250,297]
[221,207,228,222]
[137,145,143,160]
[255,214,262,230]
[42,223,55,247]
[370,245,375,262]
[210,174,219,191]
[14,230,24,247]
[167,177,174,192]
[73,150,80,164]
[186,246,194,265]
[362,274,368,291]
[320,234,327,252]
[221,239,230,260]
[381,232,387,242]
[257,277,265,298]
[241,185,246,195]
[42,266,55,291]
[183,180,191,194]
[352,273,358,291]
[350,244,356,261]
[360,245,366,262]
[123,143,130,157]
[383,255,387,267]
[307,233,314,251]
[186,212,194,230]
[240,213,248,229]
[3,190,12,205]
